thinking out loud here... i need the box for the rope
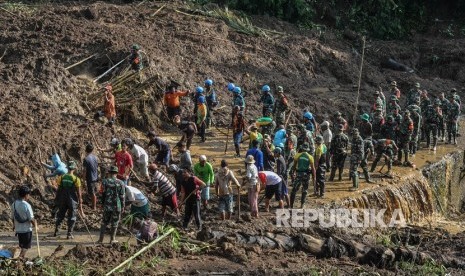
[353,36,366,128]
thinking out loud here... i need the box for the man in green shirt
[194,155,214,209]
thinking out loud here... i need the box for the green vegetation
[42,261,85,276]
[191,0,465,39]
[397,260,447,276]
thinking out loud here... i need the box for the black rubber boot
[235,145,240,157]
[329,168,336,182]
[67,220,76,239]
[363,169,373,183]
[97,224,106,243]
[338,169,343,181]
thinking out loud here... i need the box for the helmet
[351,128,359,134]
[320,121,329,128]
[273,147,282,154]
[335,111,342,117]
[374,91,380,96]
[227,83,235,91]
[196,86,204,94]
[404,110,410,116]
[261,85,270,92]
[110,138,119,145]
[434,99,441,106]
[109,165,118,173]
[233,87,241,94]
[277,86,284,93]
[297,124,305,130]
[286,126,294,132]
[67,160,77,170]
[198,96,206,103]
[148,163,158,171]
[168,164,179,173]
[303,112,313,120]
[391,81,397,86]
[205,79,213,86]
[315,135,323,143]
[387,115,394,121]
[199,155,207,161]
[415,82,421,88]
[360,113,370,121]
[131,44,140,50]
[451,88,457,93]
[85,143,94,152]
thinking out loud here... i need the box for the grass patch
[42,260,85,276]
[397,260,447,276]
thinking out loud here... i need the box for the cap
[315,135,323,143]
[374,91,380,96]
[390,81,397,86]
[360,113,370,121]
[199,155,207,161]
[67,161,77,170]
[300,143,310,151]
[415,82,421,88]
[277,86,284,93]
[109,165,118,173]
[245,155,255,164]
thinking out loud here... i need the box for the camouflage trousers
[290,172,310,207]
[101,210,122,228]
[447,120,458,135]
[425,123,438,148]
[331,152,347,170]
[274,111,286,127]
[349,154,362,178]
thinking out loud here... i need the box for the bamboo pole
[93,57,127,83]
[105,228,175,275]
[65,54,96,70]
[352,36,366,128]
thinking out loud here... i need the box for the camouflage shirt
[101,177,125,212]
[273,94,288,113]
[260,92,275,111]
[330,132,349,154]
[447,101,460,121]
[363,139,374,158]
[425,105,442,125]
[351,134,364,156]
[399,117,414,136]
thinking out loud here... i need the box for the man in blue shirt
[246,140,264,171]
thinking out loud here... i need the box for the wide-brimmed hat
[245,155,255,164]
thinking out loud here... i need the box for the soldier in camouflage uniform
[447,94,461,144]
[329,124,349,181]
[397,110,414,166]
[314,136,327,196]
[387,95,401,115]
[370,139,398,175]
[424,100,443,151]
[438,92,450,141]
[407,105,422,155]
[419,92,431,141]
[406,82,422,107]
[98,165,126,244]
[260,85,275,117]
[359,113,373,139]
[361,138,374,183]
[296,124,315,155]
[371,109,385,139]
[349,128,364,190]
[260,114,276,138]
[451,88,462,135]
[333,111,348,132]
[273,86,289,127]
[284,126,298,174]
[381,115,398,142]
[371,91,384,116]
[290,143,316,208]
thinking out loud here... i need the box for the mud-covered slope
[1,1,465,226]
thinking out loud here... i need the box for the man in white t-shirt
[11,186,37,259]
[258,171,284,212]
[126,139,149,181]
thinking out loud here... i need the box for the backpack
[13,201,29,223]
[207,91,219,107]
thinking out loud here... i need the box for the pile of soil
[1,1,465,274]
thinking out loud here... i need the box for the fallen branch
[0,7,16,17]
[105,227,175,275]
[65,54,96,70]
[0,48,7,62]
[151,4,165,17]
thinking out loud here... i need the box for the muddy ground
[0,0,465,275]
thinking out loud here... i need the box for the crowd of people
[11,45,462,256]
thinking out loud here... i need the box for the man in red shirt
[115,140,133,185]
[164,85,190,120]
